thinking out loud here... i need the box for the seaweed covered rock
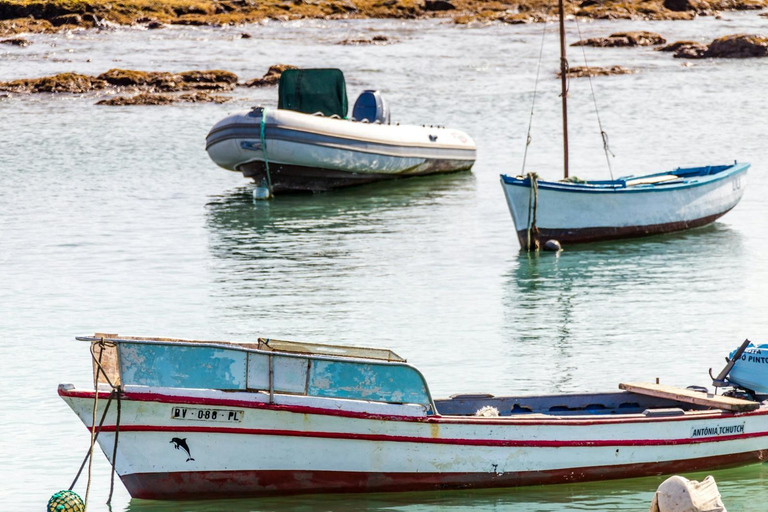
[666,41,709,58]
[423,0,455,10]
[663,0,702,11]
[572,31,666,47]
[245,64,297,87]
[50,13,85,26]
[658,40,701,52]
[0,72,106,93]
[178,70,238,89]
[97,69,237,90]
[0,68,238,95]
[560,65,635,77]
[96,91,230,105]
[669,34,768,59]
[0,37,31,46]
[337,34,393,44]
[704,33,768,58]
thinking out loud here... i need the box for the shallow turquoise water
[1,12,767,510]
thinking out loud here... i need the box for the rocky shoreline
[0,0,766,36]
[3,28,766,106]
[0,66,295,105]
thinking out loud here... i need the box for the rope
[259,108,274,195]
[70,338,122,509]
[525,172,540,251]
[521,23,548,174]
[107,390,121,505]
[83,339,107,510]
[561,57,570,96]
[68,391,114,491]
[572,9,614,180]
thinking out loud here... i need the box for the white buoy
[649,475,726,512]
[252,179,271,201]
[543,239,562,252]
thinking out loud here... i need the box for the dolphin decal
[170,437,195,462]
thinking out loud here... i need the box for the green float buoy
[47,490,85,512]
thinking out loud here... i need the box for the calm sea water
[1,12,767,510]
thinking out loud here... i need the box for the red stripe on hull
[121,450,768,500]
[98,424,768,448]
[60,388,766,427]
[516,209,732,246]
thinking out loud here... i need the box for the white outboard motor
[352,90,390,124]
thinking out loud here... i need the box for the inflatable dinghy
[206,68,476,194]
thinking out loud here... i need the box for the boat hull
[238,159,473,194]
[500,164,749,247]
[206,108,476,193]
[121,450,765,499]
[60,386,768,500]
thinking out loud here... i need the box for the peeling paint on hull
[123,451,768,500]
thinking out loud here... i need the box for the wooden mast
[558,0,569,179]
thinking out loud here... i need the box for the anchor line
[69,338,123,509]
[260,108,274,195]
[526,172,540,251]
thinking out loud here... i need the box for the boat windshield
[278,68,348,118]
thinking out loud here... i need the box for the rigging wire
[572,9,615,180]
[521,22,549,174]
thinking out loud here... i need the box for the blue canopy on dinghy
[278,68,348,118]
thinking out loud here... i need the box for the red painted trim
[120,450,768,500]
[59,387,768,426]
[97,424,768,448]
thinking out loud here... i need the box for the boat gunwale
[206,122,478,158]
[500,162,749,194]
[58,386,768,427]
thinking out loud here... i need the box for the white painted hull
[501,164,748,246]
[60,385,768,499]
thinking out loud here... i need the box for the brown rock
[423,0,455,10]
[245,64,297,87]
[170,16,217,26]
[50,14,84,27]
[703,33,768,58]
[673,43,708,58]
[663,0,701,11]
[1,37,31,46]
[97,69,237,91]
[178,70,238,89]
[658,40,701,52]
[337,35,393,45]
[0,73,106,93]
[146,20,165,29]
[501,13,533,23]
[572,31,667,47]
[96,91,230,105]
[560,65,635,77]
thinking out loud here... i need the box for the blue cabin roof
[77,334,434,410]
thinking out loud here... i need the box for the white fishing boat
[206,68,476,194]
[499,2,748,249]
[502,163,749,246]
[60,333,768,500]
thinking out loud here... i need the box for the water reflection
[501,223,745,393]
[203,173,478,339]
